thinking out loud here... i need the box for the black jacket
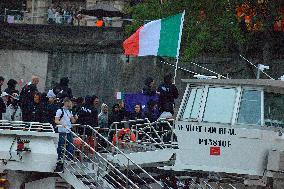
[27,102,46,122]
[20,84,38,108]
[157,83,179,113]
[0,98,6,120]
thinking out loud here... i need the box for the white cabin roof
[182,79,284,94]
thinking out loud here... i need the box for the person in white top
[55,97,78,162]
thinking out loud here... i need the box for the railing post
[126,159,130,189]
[115,123,118,148]
[63,134,67,162]
[92,129,95,160]
[171,122,174,148]
[4,8,7,23]
[135,125,138,143]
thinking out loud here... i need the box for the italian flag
[123,12,185,58]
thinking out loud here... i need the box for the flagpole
[173,10,185,84]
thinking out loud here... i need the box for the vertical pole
[170,121,174,148]
[135,125,138,142]
[173,10,186,84]
[32,0,35,24]
[4,8,7,23]
[257,64,261,79]
[63,134,67,162]
[115,124,118,148]
[126,159,129,189]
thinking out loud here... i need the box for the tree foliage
[125,0,283,61]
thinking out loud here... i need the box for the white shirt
[55,108,73,133]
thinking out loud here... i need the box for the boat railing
[63,125,165,189]
[60,127,140,189]
[106,118,176,150]
[0,120,54,133]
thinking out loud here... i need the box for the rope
[160,60,199,75]
[190,61,228,79]
[239,54,274,80]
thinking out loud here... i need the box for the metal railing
[72,124,165,188]
[107,118,176,150]
[60,128,140,189]
[0,120,54,132]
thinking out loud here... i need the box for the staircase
[58,124,164,189]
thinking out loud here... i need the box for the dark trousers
[57,133,74,161]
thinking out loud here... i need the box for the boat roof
[181,79,284,94]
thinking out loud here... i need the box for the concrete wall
[45,52,190,107]
[0,50,48,92]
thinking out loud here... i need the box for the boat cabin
[174,79,284,176]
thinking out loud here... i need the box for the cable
[189,61,228,79]
[160,60,199,75]
[239,54,274,80]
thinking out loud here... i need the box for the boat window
[182,88,203,120]
[237,90,261,125]
[203,87,237,124]
[264,92,284,127]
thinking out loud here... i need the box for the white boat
[2,79,284,188]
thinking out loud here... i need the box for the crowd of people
[47,4,80,25]
[0,74,179,172]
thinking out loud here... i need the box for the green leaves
[125,0,246,60]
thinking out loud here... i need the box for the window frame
[179,84,264,126]
[201,86,238,125]
[179,85,205,121]
[234,87,264,126]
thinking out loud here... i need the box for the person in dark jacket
[144,99,160,123]
[77,95,98,154]
[157,74,179,115]
[46,90,60,129]
[109,103,124,128]
[0,92,8,120]
[20,76,39,121]
[129,103,144,120]
[77,96,98,127]
[57,77,73,101]
[142,77,156,96]
[0,76,5,93]
[5,79,19,95]
[27,92,46,122]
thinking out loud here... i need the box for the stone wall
[45,52,189,107]
[0,50,48,92]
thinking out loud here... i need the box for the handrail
[85,125,164,188]
[67,128,140,189]
[108,118,175,148]
[62,143,126,189]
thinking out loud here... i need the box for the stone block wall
[0,50,48,92]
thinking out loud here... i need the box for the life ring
[112,128,136,146]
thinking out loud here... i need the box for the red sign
[210,147,220,156]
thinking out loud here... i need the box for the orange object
[244,15,252,23]
[95,20,104,27]
[112,128,136,146]
[73,137,82,149]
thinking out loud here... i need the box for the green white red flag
[123,12,185,58]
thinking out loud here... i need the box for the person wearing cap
[0,92,9,120]
[157,74,179,115]
[46,90,60,130]
[4,79,19,96]
[56,77,73,101]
